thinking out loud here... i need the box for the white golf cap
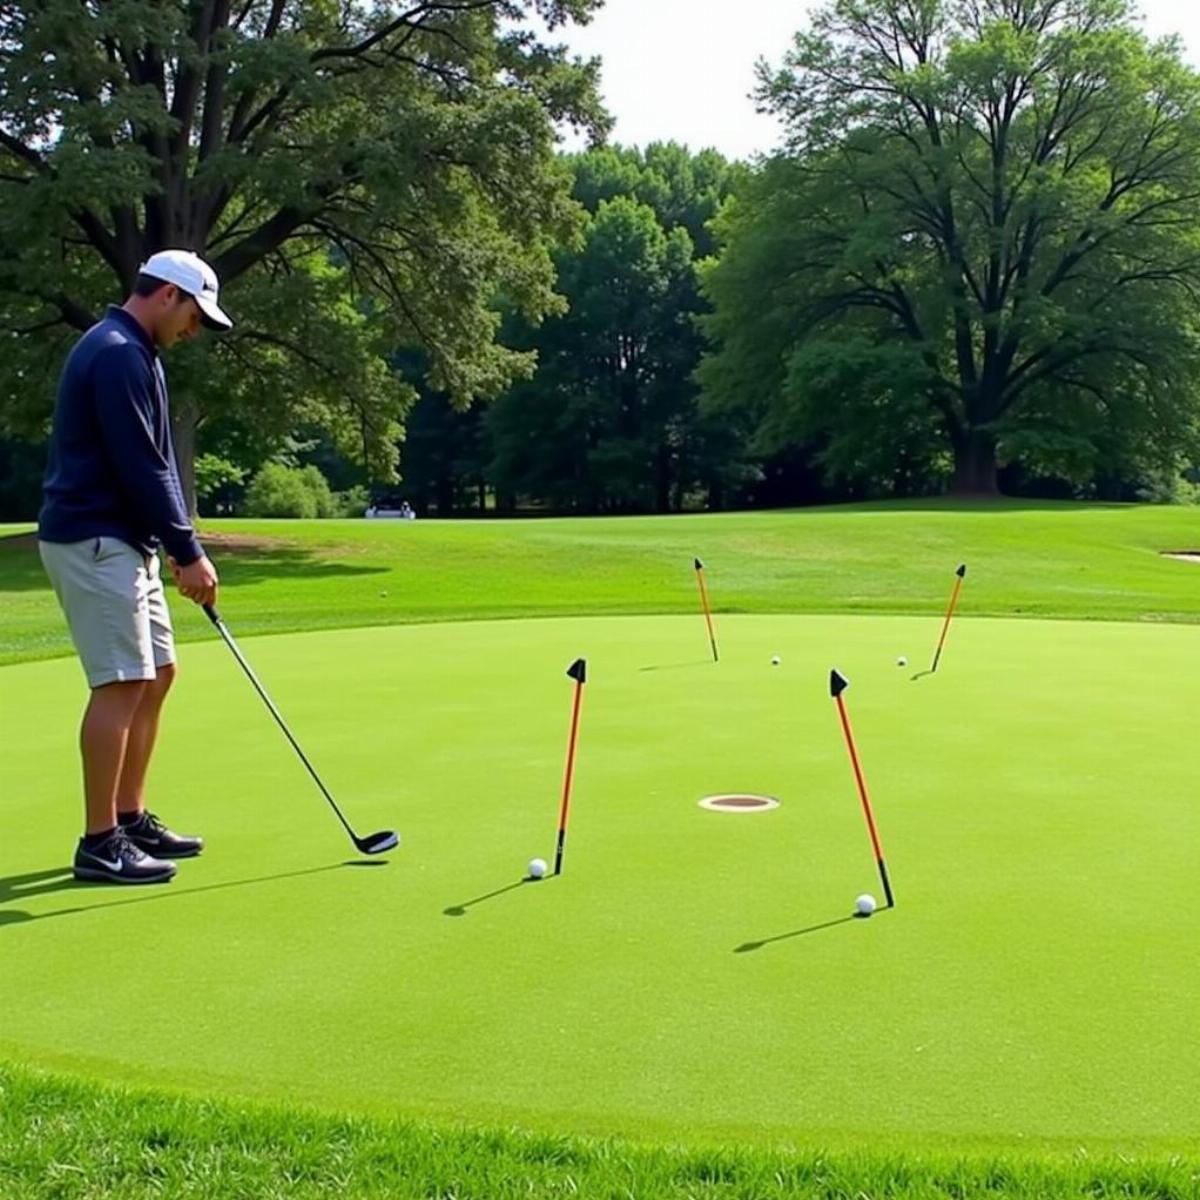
[139,248,233,331]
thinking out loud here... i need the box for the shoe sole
[73,866,177,884]
[129,843,202,859]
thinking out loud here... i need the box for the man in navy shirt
[39,249,232,884]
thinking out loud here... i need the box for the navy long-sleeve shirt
[38,307,204,566]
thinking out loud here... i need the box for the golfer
[38,250,232,885]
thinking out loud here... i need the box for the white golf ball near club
[896,655,907,667]
[855,893,877,916]
[527,857,548,880]
[771,655,781,666]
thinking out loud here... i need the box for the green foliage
[333,484,371,518]
[194,454,248,501]
[703,0,1200,495]
[0,438,44,522]
[0,1062,1193,1199]
[484,145,750,513]
[243,462,336,518]
[0,1,609,505]
[572,143,751,257]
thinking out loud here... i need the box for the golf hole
[698,793,780,813]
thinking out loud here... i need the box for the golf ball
[527,857,548,880]
[896,655,907,667]
[855,893,877,916]
[771,655,781,666]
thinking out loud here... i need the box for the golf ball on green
[896,655,907,667]
[855,893,877,916]
[771,655,781,666]
[527,857,548,880]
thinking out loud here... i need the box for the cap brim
[196,294,233,332]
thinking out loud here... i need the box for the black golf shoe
[73,830,177,885]
[122,811,204,859]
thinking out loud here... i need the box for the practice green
[0,613,1195,1153]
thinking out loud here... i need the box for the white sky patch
[552,0,1200,161]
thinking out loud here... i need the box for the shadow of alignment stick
[203,604,399,857]
[930,564,967,674]
[554,658,588,876]
[829,670,894,908]
[693,558,719,663]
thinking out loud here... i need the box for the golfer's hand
[176,555,219,607]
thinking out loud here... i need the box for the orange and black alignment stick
[693,557,719,663]
[930,563,967,674]
[830,669,894,908]
[554,658,587,876]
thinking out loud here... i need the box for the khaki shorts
[39,536,176,689]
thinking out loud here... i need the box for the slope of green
[1,616,1196,1153]
[4,500,1200,665]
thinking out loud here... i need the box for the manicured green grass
[5,499,1200,665]
[2,615,1197,1155]
[3,503,1199,1196]
[3,1061,1196,1200]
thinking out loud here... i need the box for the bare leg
[81,680,148,835]
[115,663,177,819]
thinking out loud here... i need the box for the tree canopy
[701,0,1200,494]
[483,144,749,513]
[0,0,607,506]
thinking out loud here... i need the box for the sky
[553,0,1200,161]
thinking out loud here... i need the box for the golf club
[203,604,398,856]
[830,669,894,908]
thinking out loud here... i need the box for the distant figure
[38,249,232,885]
[401,501,416,520]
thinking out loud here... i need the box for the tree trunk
[949,429,999,495]
[171,398,199,518]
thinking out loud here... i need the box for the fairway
[1,612,1195,1154]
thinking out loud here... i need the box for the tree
[573,142,749,257]
[702,0,1200,495]
[0,0,606,509]
[485,145,751,512]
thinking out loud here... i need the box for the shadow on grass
[734,913,864,952]
[0,532,388,593]
[796,498,1132,515]
[444,878,540,916]
[0,860,376,928]
[637,659,715,673]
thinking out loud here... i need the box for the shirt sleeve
[92,345,205,566]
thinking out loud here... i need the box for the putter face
[358,830,400,855]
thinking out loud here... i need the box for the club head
[355,830,400,856]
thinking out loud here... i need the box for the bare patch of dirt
[1,530,300,555]
[195,530,297,554]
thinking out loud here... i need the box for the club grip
[203,603,221,625]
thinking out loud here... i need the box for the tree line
[4,0,1200,521]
